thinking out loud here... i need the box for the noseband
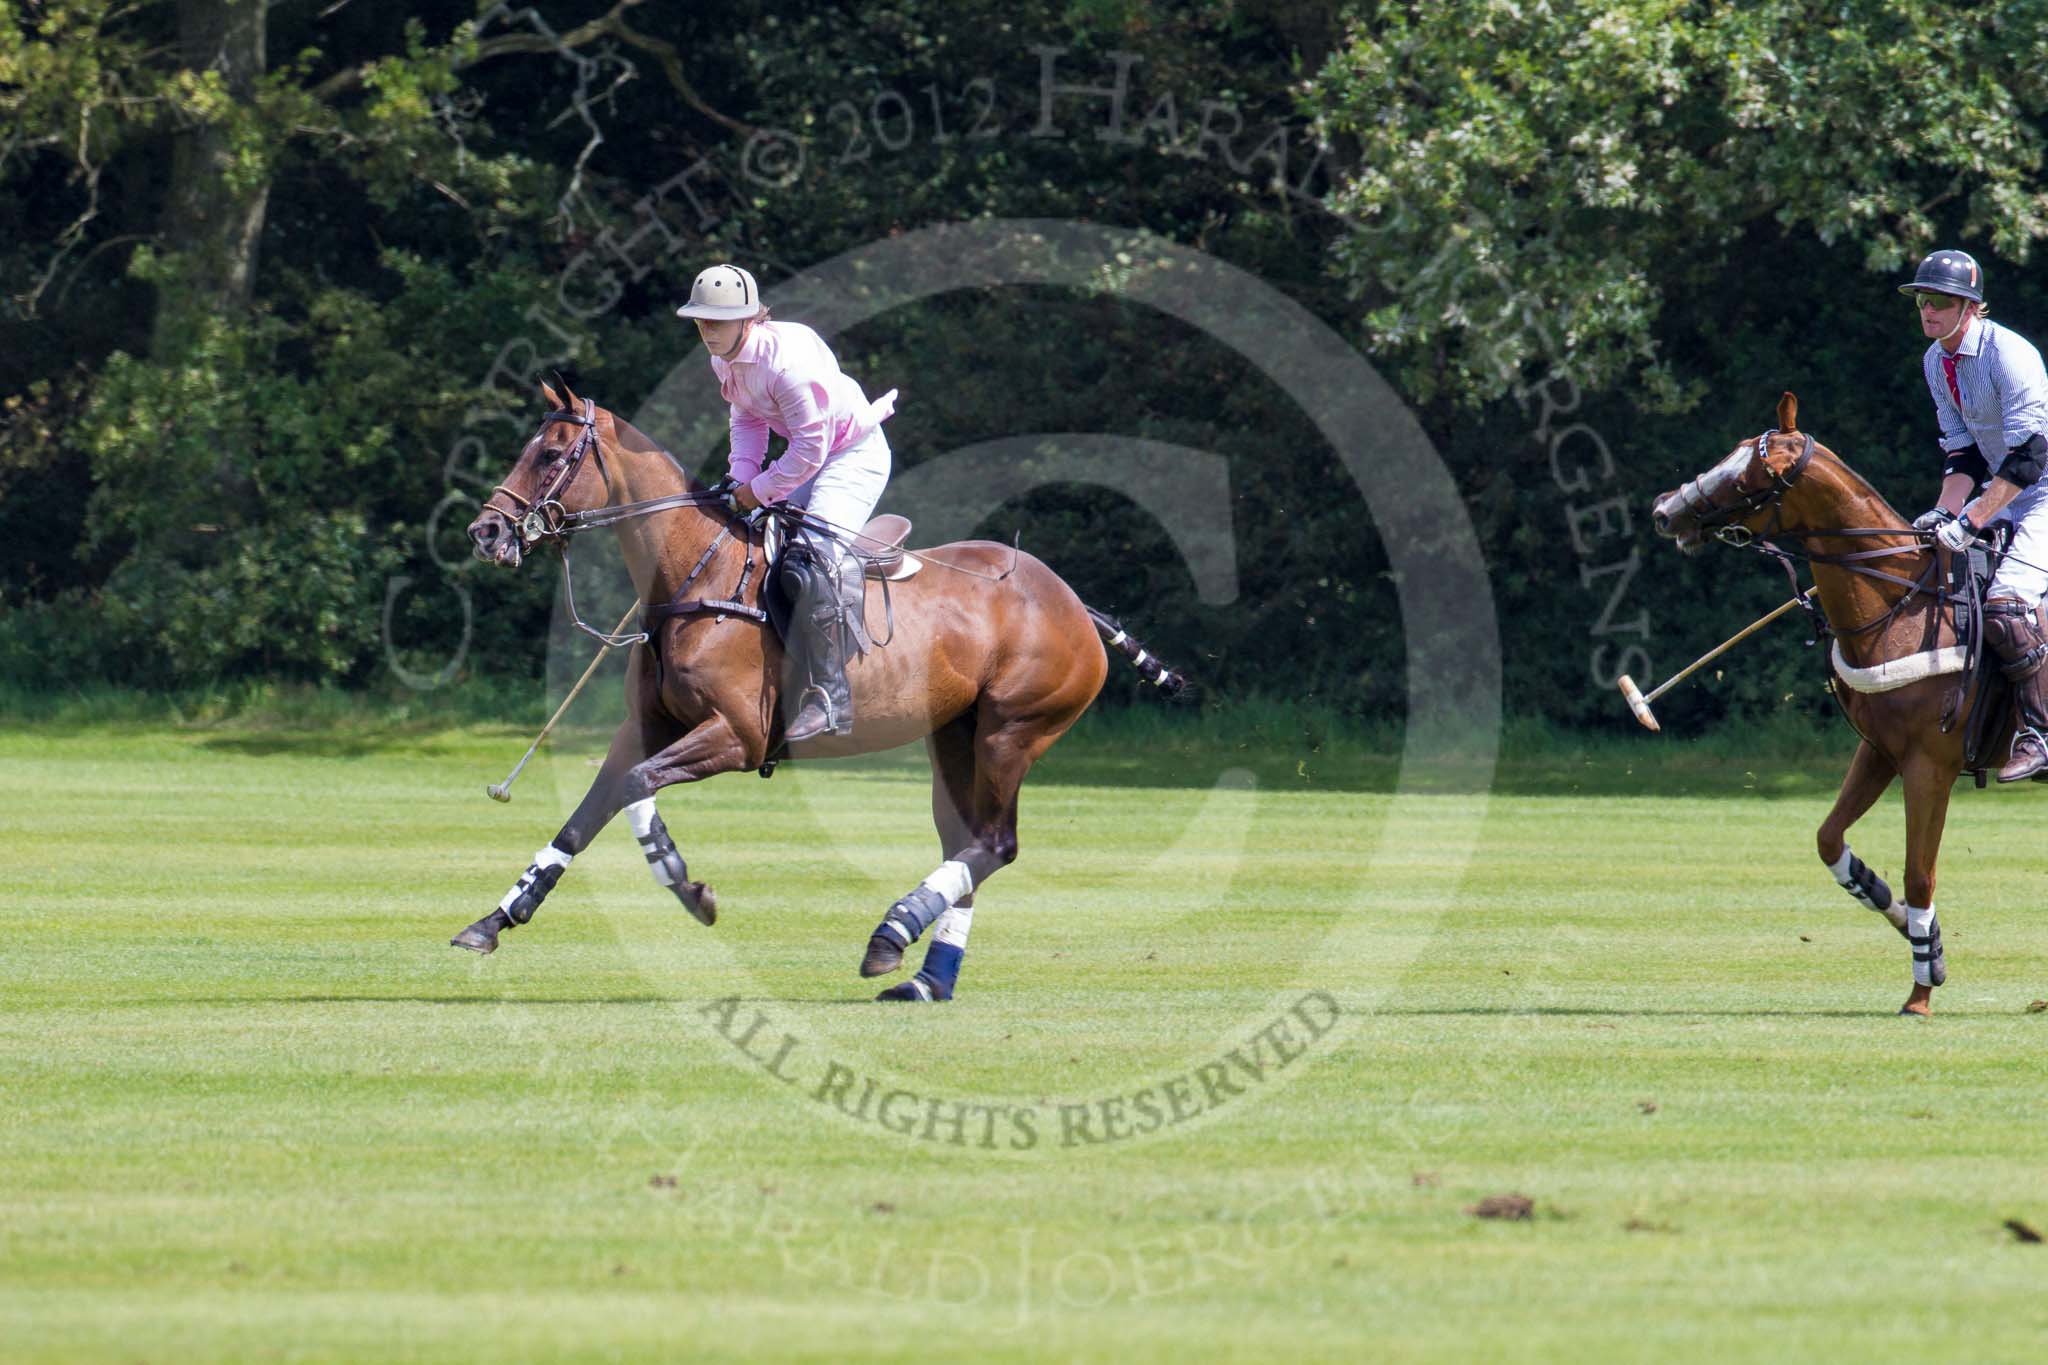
[483,399,607,545]
[1668,429,1816,547]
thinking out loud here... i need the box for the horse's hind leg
[453,705,680,954]
[1896,755,1956,1017]
[1817,739,1905,935]
[876,716,980,1002]
[863,713,1061,990]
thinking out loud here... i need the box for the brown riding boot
[1986,598,2048,782]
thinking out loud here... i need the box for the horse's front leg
[1896,754,1957,1017]
[451,711,672,954]
[617,713,753,927]
[1817,739,1904,934]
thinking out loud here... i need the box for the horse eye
[540,446,563,465]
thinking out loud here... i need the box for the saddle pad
[1830,641,1968,694]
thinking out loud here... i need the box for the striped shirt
[1922,317,2048,476]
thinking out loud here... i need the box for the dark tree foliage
[4,0,2046,735]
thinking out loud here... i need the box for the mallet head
[1617,674,1661,732]
[487,782,513,803]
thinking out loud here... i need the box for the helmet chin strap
[1940,305,1976,347]
[715,319,753,359]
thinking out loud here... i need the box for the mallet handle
[486,600,640,802]
[1641,592,1811,705]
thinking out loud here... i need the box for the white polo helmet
[676,264,763,320]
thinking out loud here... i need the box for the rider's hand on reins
[1935,511,1981,553]
[713,477,748,516]
[1912,506,1956,534]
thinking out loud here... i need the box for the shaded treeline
[6,0,2047,733]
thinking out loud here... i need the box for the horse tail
[1086,607,1190,699]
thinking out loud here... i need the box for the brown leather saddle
[764,512,921,581]
[852,513,920,580]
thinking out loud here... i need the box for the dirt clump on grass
[1467,1194,1535,1221]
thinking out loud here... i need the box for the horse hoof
[451,924,499,955]
[1899,988,1933,1017]
[675,881,717,927]
[875,978,944,1002]
[860,933,904,978]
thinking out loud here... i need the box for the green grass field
[5,713,2048,1362]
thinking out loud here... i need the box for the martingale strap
[642,523,769,634]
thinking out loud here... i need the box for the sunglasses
[1913,291,1964,310]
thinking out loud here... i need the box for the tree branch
[14,104,107,320]
[310,0,758,138]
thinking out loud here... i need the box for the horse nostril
[1652,509,1671,535]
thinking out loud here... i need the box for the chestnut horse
[1652,392,2004,1017]
[453,382,1185,1001]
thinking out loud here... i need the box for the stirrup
[1998,726,2048,783]
[785,685,845,741]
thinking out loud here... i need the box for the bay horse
[1652,392,2012,1017]
[453,382,1186,1001]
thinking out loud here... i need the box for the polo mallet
[1618,591,1814,732]
[487,600,641,802]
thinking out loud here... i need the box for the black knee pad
[777,545,820,604]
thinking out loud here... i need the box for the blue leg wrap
[914,940,965,1000]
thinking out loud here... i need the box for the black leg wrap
[883,885,950,946]
[1838,854,1893,913]
[1910,916,1947,988]
[860,885,951,978]
[635,811,689,889]
[503,861,564,926]
[633,810,716,925]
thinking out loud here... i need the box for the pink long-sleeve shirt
[710,321,897,505]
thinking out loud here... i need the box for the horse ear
[1777,391,1799,433]
[553,369,579,411]
[539,379,563,411]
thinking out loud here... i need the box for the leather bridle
[482,399,609,546]
[1664,428,1816,547]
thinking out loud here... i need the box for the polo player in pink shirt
[678,264,899,742]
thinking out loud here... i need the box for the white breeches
[1986,480,2048,603]
[784,428,891,565]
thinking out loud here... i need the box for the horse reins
[487,404,761,646]
[1683,428,1949,640]
[1680,426,2015,735]
[487,403,1025,652]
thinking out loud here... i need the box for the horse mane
[1812,441,1912,532]
[605,406,707,491]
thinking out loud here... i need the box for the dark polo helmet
[1898,248,1984,304]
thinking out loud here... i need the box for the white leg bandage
[921,859,975,908]
[625,798,659,840]
[932,901,975,949]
